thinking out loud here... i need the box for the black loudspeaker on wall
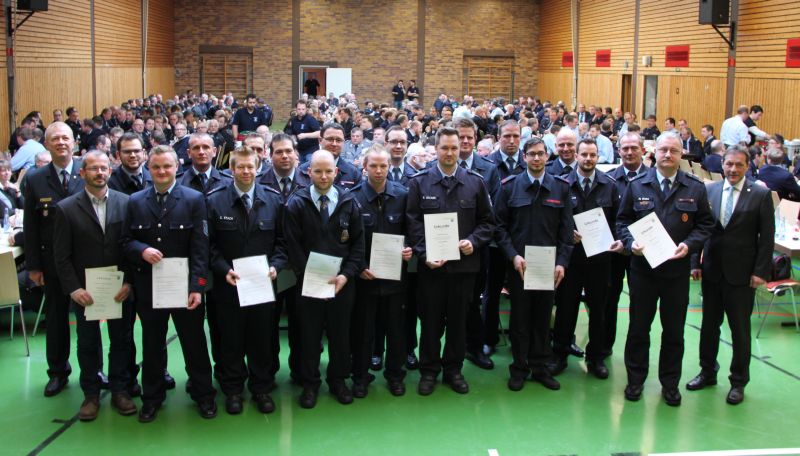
[17,0,48,12]
[699,0,729,25]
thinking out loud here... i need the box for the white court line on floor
[488,450,499,456]
[651,449,800,456]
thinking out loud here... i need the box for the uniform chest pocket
[386,213,402,224]
[361,212,375,227]
[458,199,476,209]
[256,219,275,231]
[420,199,440,210]
[633,200,655,212]
[508,197,531,208]
[214,219,238,231]
[169,221,194,230]
[595,198,612,208]
[675,200,698,212]
[131,222,151,231]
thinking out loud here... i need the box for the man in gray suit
[53,151,137,421]
[688,144,774,405]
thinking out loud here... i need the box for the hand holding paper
[627,213,678,268]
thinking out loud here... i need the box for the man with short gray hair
[755,147,800,201]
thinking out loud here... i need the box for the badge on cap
[341,229,349,242]
[681,213,689,222]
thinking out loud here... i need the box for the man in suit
[52,151,137,421]
[688,145,774,405]
[298,123,361,189]
[108,133,152,195]
[385,126,418,185]
[120,145,217,422]
[283,150,365,408]
[259,133,309,381]
[616,132,715,406]
[681,127,703,162]
[702,140,725,174]
[700,125,716,160]
[207,146,287,415]
[23,121,95,397]
[756,148,800,201]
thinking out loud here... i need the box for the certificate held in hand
[152,257,189,309]
[524,246,556,290]
[423,212,460,262]
[369,233,404,281]
[573,207,615,257]
[85,266,124,321]
[302,252,343,299]
[232,255,275,306]
[627,212,678,269]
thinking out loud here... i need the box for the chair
[32,294,45,337]
[756,279,800,338]
[0,249,29,356]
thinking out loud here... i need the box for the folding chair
[756,279,800,338]
[0,249,29,356]
[32,294,45,337]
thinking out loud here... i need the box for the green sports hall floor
[1,279,798,456]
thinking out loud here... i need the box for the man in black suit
[298,123,361,189]
[701,140,725,174]
[23,121,92,397]
[680,127,703,162]
[108,133,152,195]
[385,126,418,185]
[53,151,137,421]
[688,145,774,405]
[700,125,716,160]
[120,145,217,422]
[756,148,800,201]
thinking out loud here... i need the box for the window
[665,45,690,67]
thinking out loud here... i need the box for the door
[643,75,658,119]
[621,74,632,113]
[301,67,327,98]
[463,56,514,102]
[200,53,252,100]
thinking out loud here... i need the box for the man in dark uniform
[616,132,715,406]
[298,123,361,189]
[494,137,573,392]
[283,150,365,409]
[605,132,649,361]
[178,133,232,196]
[230,94,270,140]
[551,138,623,379]
[545,128,580,177]
[53,151,137,421]
[23,121,94,397]
[406,127,495,396]
[688,145,774,405]
[284,100,321,164]
[207,146,287,415]
[259,133,309,381]
[120,145,217,422]
[350,147,412,397]
[386,126,418,185]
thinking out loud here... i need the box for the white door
[326,68,352,98]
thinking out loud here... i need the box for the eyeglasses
[323,137,344,143]
[85,166,110,172]
[388,140,408,146]
[524,151,548,158]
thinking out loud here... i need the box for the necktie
[661,178,671,196]
[198,173,208,192]
[627,170,637,180]
[157,192,168,208]
[319,194,330,225]
[133,173,143,190]
[530,179,541,198]
[562,165,572,175]
[722,186,736,227]
[61,170,69,192]
[392,168,402,181]
[241,193,251,212]
[459,161,467,169]
[280,177,291,200]
[583,177,591,195]
[506,157,515,171]
[442,175,457,190]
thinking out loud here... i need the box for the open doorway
[621,74,632,114]
[643,75,658,119]
[299,66,328,100]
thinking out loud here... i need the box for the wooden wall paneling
[95,67,142,111]
[15,67,94,125]
[145,67,175,98]
[577,73,622,109]
[654,75,726,133]
[735,0,800,78]
[146,0,174,68]
[734,78,800,138]
[538,0,572,72]
[13,0,92,67]
[537,71,572,105]
[577,0,635,74]
[93,0,141,66]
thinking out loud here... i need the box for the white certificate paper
[84,267,124,321]
[301,252,343,299]
[574,207,615,257]
[369,233,404,281]
[152,257,189,309]
[524,246,556,291]
[627,212,678,269]
[423,212,460,262]
[233,255,275,306]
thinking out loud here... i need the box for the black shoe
[624,384,643,401]
[138,403,159,423]
[405,353,419,370]
[388,380,406,396]
[44,377,68,397]
[253,393,276,413]
[184,379,193,394]
[97,371,110,390]
[128,381,142,398]
[662,387,682,406]
[330,383,353,405]
[547,357,568,376]
[586,360,609,379]
[465,350,494,370]
[443,374,469,394]
[225,395,243,415]
[508,377,525,392]
[568,343,585,358]
[352,381,368,399]
[299,388,317,409]
[686,373,717,391]
[198,399,218,418]
[531,371,561,390]
[418,375,436,396]
[369,355,383,371]
[726,386,744,405]
[164,370,176,390]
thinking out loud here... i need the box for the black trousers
[42,256,73,379]
[553,258,609,361]
[204,293,221,372]
[417,270,475,378]
[352,286,406,383]
[482,246,508,349]
[137,302,216,405]
[271,286,301,379]
[297,281,355,390]
[507,270,555,379]
[217,298,275,396]
[625,270,690,389]
[699,278,755,387]
[604,253,631,358]
[373,272,419,357]
[74,302,132,395]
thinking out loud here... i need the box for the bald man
[545,128,579,177]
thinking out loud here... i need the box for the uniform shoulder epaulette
[206,186,226,196]
[349,182,364,192]
[410,169,429,178]
[501,174,517,185]
[685,172,703,182]
[262,185,281,195]
[555,174,571,183]
[466,168,483,178]
[604,172,618,182]
[629,172,646,181]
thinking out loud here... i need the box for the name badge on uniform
[637,197,651,207]
[422,195,437,200]
[678,198,695,204]
[341,229,349,243]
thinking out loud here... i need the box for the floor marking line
[28,333,180,455]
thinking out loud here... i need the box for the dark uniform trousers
[553,171,618,362]
[507,275,555,378]
[74,303,133,395]
[617,169,714,389]
[604,253,631,357]
[373,267,419,361]
[353,287,406,382]
[207,183,286,396]
[122,185,216,406]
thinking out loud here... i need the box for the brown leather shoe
[111,393,138,416]
[79,395,100,421]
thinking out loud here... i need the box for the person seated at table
[0,160,23,220]
[756,148,800,201]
